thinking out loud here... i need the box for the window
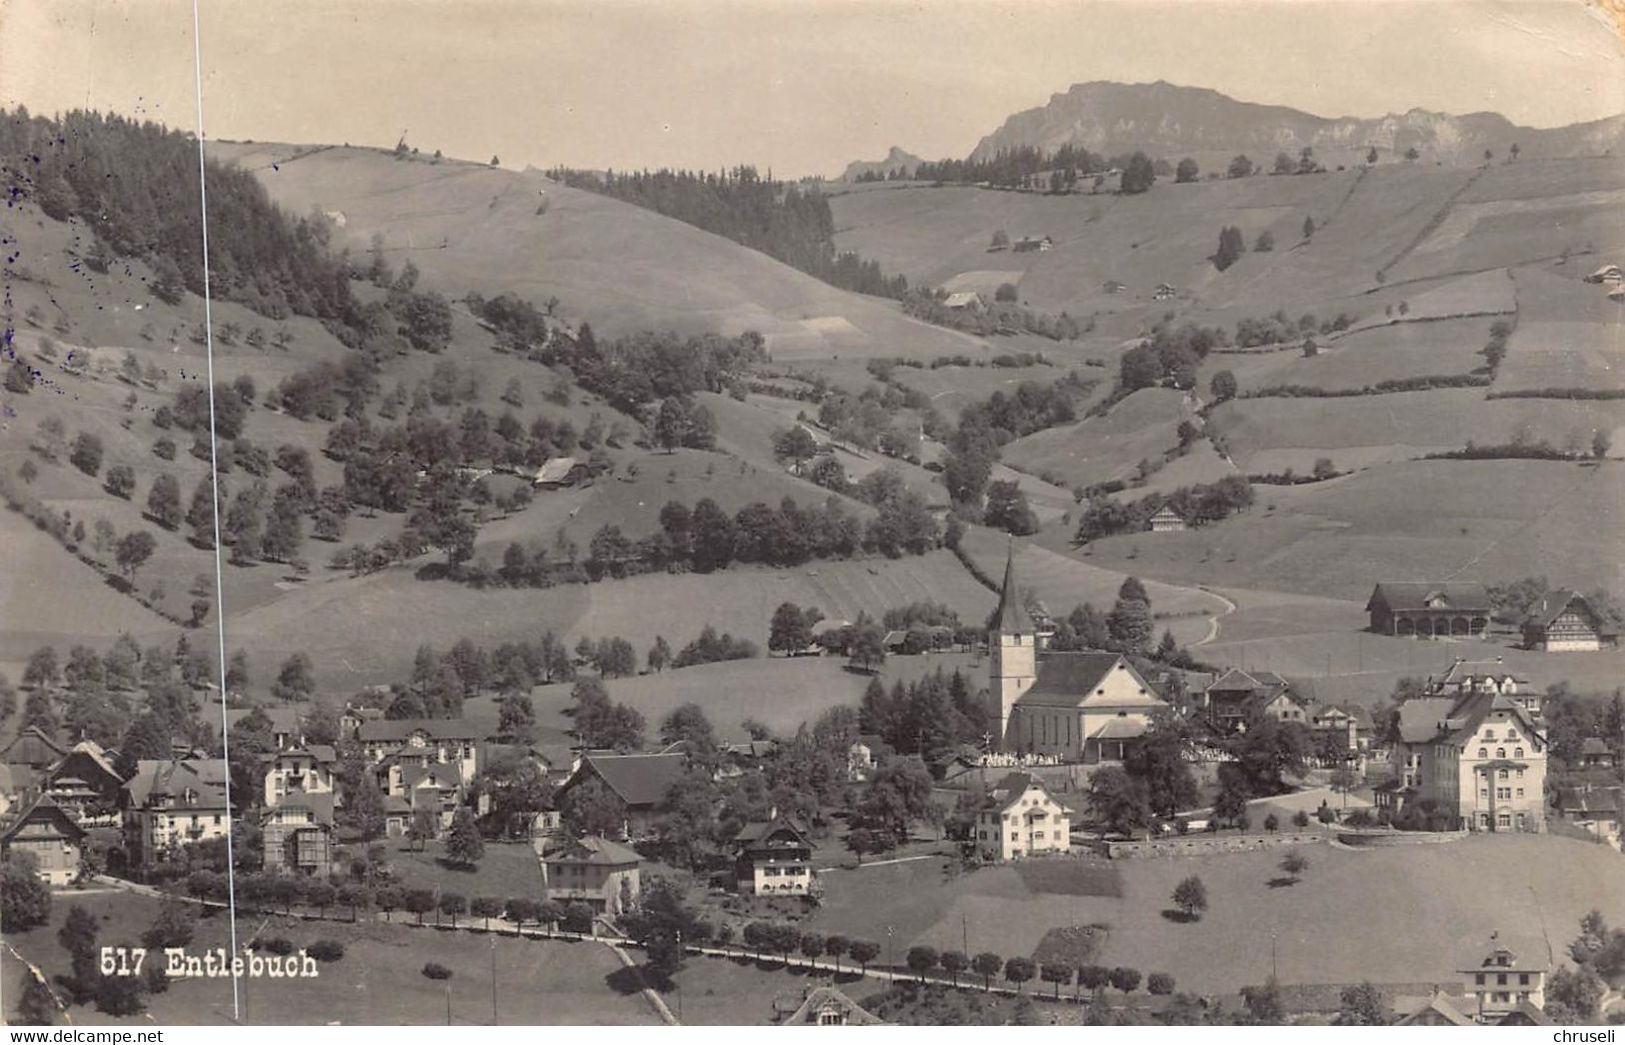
[1497,974,1507,986]
[1496,748,1506,759]
[1477,748,1488,759]
[1514,747,1523,758]
[1498,769,1508,780]
[1520,974,1529,986]
[1479,788,1488,799]
[1476,974,1485,986]
[1483,730,1496,741]
[1516,789,1524,799]
[1517,769,1525,779]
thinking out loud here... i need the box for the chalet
[553,752,688,839]
[1310,705,1362,754]
[358,718,484,782]
[733,817,814,895]
[1200,668,1298,733]
[43,741,123,821]
[1579,737,1617,769]
[224,706,305,750]
[1012,235,1053,253]
[338,702,385,739]
[1365,583,1491,639]
[1459,939,1547,1020]
[1,796,85,885]
[262,793,334,877]
[779,985,886,1026]
[121,759,231,869]
[942,290,984,312]
[990,549,1168,760]
[0,726,68,770]
[1553,783,1621,845]
[532,456,588,488]
[974,772,1070,861]
[539,835,641,914]
[390,763,464,831]
[1147,506,1185,532]
[263,746,337,808]
[1521,590,1617,651]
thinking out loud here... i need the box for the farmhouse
[0,795,85,885]
[1012,235,1053,252]
[1365,583,1491,639]
[554,752,688,839]
[733,816,814,895]
[1147,505,1186,532]
[1521,589,1617,651]
[1553,783,1621,845]
[532,455,588,487]
[1395,992,1474,1026]
[990,550,1168,759]
[120,758,231,869]
[974,772,1071,861]
[42,741,123,821]
[0,726,68,770]
[1579,737,1616,769]
[539,835,641,914]
[942,290,984,311]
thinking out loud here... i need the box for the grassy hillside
[206,142,978,364]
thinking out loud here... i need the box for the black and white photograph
[0,0,1622,1028]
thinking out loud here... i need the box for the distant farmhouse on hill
[1148,505,1185,532]
[1520,589,1618,652]
[1365,583,1491,639]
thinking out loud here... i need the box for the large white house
[974,772,1071,861]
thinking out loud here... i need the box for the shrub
[422,962,453,980]
[254,936,295,956]
[306,939,345,962]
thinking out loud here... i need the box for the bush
[254,936,295,956]
[306,939,345,962]
[422,962,453,980]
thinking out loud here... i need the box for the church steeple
[988,542,1037,750]
[992,543,1036,634]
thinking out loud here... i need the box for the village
[2,548,1622,1025]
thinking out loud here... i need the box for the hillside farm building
[1521,590,1617,651]
[1148,506,1186,532]
[942,290,984,311]
[1366,583,1491,639]
[1012,235,1053,252]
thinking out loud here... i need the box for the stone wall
[1334,828,1467,847]
[1103,831,1325,859]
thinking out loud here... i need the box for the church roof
[1015,653,1165,710]
[991,546,1035,634]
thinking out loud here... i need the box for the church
[987,551,1169,762]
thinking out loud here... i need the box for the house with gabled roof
[1366,583,1491,639]
[532,456,588,488]
[1426,658,1543,720]
[262,792,335,877]
[0,726,68,769]
[1395,992,1474,1026]
[358,717,484,782]
[43,741,123,821]
[1,795,85,885]
[1459,937,1548,1020]
[974,771,1071,861]
[779,985,886,1026]
[553,752,689,839]
[1416,688,1548,832]
[1148,505,1186,532]
[1201,668,1301,733]
[942,290,984,312]
[1553,782,1621,845]
[734,816,814,895]
[539,835,641,914]
[1521,589,1617,652]
[120,759,231,869]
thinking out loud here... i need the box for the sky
[1,0,1621,178]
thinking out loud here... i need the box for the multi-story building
[552,753,688,840]
[1459,938,1547,1020]
[357,718,484,782]
[974,772,1071,861]
[539,835,641,914]
[733,817,814,895]
[263,746,337,808]
[1201,668,1301,734]
[120,759,231,869]
[262,794,335,877]
[1417,691,1548,832]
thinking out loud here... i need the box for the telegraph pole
[490,935,498,1025]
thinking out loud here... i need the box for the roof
[991,546,1035,634]
[1394,697,1458,745]
[268,791,336,823]
[1366,582,1491,613]
[123,759,230,811]
[943,290,981,308]
[782,985,885,1026]
[543,834,641,867]
[1555,785,1622,816]
[1149,506,1183,522]
[47,746,122,789]
[358,718,483,743]
[1207,667,1291,696]
[0,727,68,768]
[402,762,463,790]
[1496,1002,1553,1026]
[987,772,1061,813]
[569,752,688,808]
[1436,690,1544,746]
[1015,653,1165,710]
[223,706,304,737]
[1396,992,1473,1026]
[534,456,582,483]
[733,817,812,848]
[1459,940,1549,974]
[1088,718,1150,741]
[1580,737,1612,756]
[1,795,85,844]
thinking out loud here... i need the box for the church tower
[988,545,1037,749]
